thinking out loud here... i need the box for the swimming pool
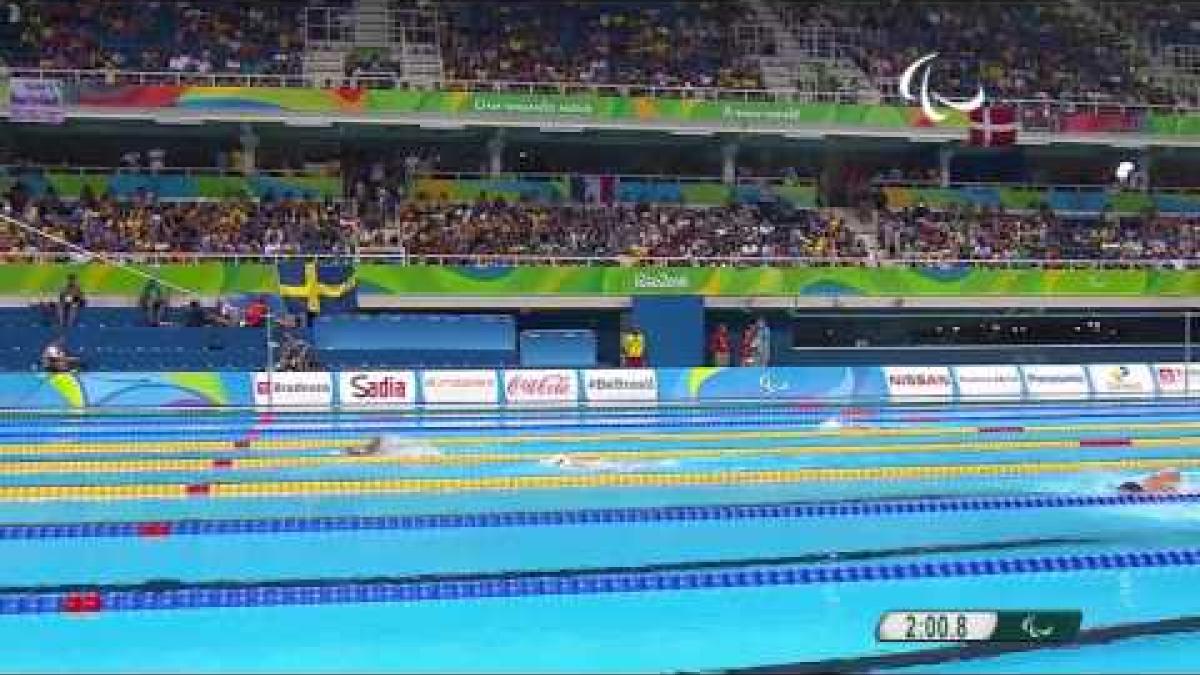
[2,400,1200,673]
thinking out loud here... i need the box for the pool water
[2,401,1200,673]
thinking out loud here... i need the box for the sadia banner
[9,78,66,124]
[656,367,887,402]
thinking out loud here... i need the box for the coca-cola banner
[503,369,580,404]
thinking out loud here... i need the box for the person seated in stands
[277,334,316,372]
[184,300,208,328]
[138,279,167,327]
[208,296,240,327]
[243,295,269,328]
[56,273,85,329]
[41,337,80,373]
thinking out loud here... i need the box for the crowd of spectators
[0,185,355,255]
[0,0,304,74]
[1,0,1198,105]
[776,1,1155,104]
[399,0,762,89]
[878,204,1199,261]
[362,201,865,259]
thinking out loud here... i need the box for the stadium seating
[0,307,269,371]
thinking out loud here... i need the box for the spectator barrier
[0,364,1194,410]
[6,80,1200,137]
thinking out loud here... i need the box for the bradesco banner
[883,366,954,402]
[1087,364,1155,398]
[953,365,1024,400]
[337,371,417,407]
[420,370,499,405]
[1021,365,1090,400]
[656,367,887,402]
[503,369,580,405]
[582,369,658,402]
[252,372,334,407]
[1152,363,1200,396]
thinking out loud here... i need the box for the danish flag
[968,105,1018,147]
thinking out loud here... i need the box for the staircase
[303,0,445,88]
[738,0,879,100]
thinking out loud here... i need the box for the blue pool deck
[1,400,1200,672]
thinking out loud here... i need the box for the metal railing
[3,67,1197,115]
[0,251,1193,270]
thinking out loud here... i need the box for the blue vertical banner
[630,295,704,367]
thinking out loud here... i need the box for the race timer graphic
[877,610,1083,643]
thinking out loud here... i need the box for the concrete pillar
[721,141,738,185]
[938,145,955,188]
[487,130,505,176]
[239,124,258,176]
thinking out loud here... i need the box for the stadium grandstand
[3,1,1200,671]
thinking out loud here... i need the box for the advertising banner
[502,369,580,405]
[252,372,334,407]
[582,369,658,402]
[420,370,499,405]
[1151,363,1200,396]
[1087,364,1155,398]
[883,366,954,402]
[0,372,251,409]
[655,367,888,402]
[337,371,417,407]
[953,365,1024,399]
[9,78,66,124]
[1021,365,1090,400]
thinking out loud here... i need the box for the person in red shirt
[710,323,731,367]
[740,322,760,366]
[243,296,268,328]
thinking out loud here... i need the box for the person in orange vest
[710,323,732,367]
[621,325,646,367]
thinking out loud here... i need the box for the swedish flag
[278,260,357,316]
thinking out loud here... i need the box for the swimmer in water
[540,453,668,472]
[345,436,383,456]
[1118,468,1182,493]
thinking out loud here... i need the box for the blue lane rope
[14,547,1200,615]
[2,492,1196,541]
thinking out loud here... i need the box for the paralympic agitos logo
[899,53,985,123]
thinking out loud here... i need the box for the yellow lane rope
[1,456,1198,502]
[0,436,1196,475]
[5,420,1200,456]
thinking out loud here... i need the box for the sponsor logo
[759,371,791,395]
[957,373,1020,384]
[633,270,689,289]
[583,369,658,402]
[1159,366,1182,385]
[252,372,333,406]
[887,373,951,387]
[255,381,331,396]
[507,373,572,397]
[421,370,498,404]
[1026,374,1085,384]
[586,375,655,391]
[504,370,579,404]
[339,371,416,406]
[1103,366,1142,392]
[899,52,985,123]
